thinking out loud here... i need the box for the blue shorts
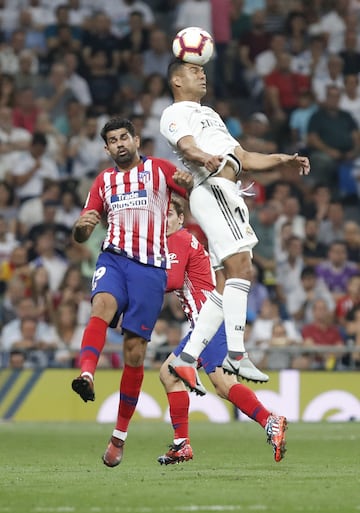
[91,251,167,340]
[173,323,227,374]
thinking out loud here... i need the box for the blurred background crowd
[0,0,360,373]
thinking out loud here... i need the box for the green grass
[0,421,359,513]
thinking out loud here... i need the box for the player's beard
[114,148,134,167]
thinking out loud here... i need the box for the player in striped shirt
[71,117,192,467]
[157,197,287,464]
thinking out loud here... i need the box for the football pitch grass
[0,421,359,513]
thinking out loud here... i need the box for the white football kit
[160,101,258,268]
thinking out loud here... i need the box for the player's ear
[135,135,141,148]
[104,144,111,157]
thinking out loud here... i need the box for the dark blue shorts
[173,323,227,374]
[91,251,167,340]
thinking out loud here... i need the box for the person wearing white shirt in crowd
[312,53,345,104]
[0,105,31,180]
[63,50,92,108]
[10,132,59,203]
[67,113,105,181]
[103,0,155,38]
[174,0,212,34]
[339,73,360,128]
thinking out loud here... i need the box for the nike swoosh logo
[141,324,150,330]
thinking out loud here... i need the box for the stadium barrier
[0,368,359,423]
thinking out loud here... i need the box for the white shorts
[189,176,258,269]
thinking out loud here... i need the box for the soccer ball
[172,26,214,65]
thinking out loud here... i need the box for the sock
[167,391,190,441]
[228,383,270,428]
[115,364,144,433]
[182,290,224,360]
[79,316,108,376]
[223,278,250,353]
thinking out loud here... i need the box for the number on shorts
[92,266,106,291]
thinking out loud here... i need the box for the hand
[76,210,101,230]
[287,153,311,176]
[203,154,223,173]
[173,169,194,189]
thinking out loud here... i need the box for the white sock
[223,278,250,353]
[182,290,224,359]
[81,371,93,382]
[112,429,127,441]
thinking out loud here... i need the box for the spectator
[312,54,344,104]
[289,89,318,152]
[263,0,285,34]
[317,201,345,245]
[302,183,332,223]
[17,179,61,238]
[174,0,212,34]
[82,11,121,73]
[54,189,82,230]
[287,265,335,330]
[274,195,306,242]
[301,299,345,370]
[343,304,360,369]
[264,51,310,146]
[247,298,302,367]
[119,10,150,65]
[250,202,278,282]
[307,85,360,190]
[276,235,305,313]
[0,181,18,234]
[0,28,38,75]
[343,220,360,266]
[30,228,69,292]
[14,49,44,91]
[35,62,76,124]
[67,113,105,180]
[33,111,67,174]
[44,4,81,53]
[10,131,59,204]
[0,296,54,355]
[247,263,269,323]
[0,73,16,108]
[53,263,91,326]
[48,301,84,368]
[28,265,54,324]
[0,244,31,293]
[142,29,173,79]
[335,274,360,328]
[255,31,287,78]
[0,105,31,180]
[339,29,360,75]
[241,111,277,154]
[315,240,359,300]
[339,73,360,129]
[8,349,27,369]
[83,49,118,115]
[230,0,252,40]
[62,50,92,108]
[302,218,328,268]
[0,215,18,264]
[12,86,41,134]
[0,276,26,327]
[53,98,86,138]
[105,0,155,39]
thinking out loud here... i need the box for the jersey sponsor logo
[110,190,148,210]
[168,252,179,264]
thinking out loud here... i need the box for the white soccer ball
[172,26,214,65]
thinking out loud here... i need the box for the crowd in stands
[0,0,360,372]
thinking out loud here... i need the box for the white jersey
[160,101,239,187]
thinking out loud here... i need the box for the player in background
[160,59,310,394]
[71,117,192,467]
[157,197,287,464]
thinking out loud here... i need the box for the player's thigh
[122,259,167,340]
[91,252,128,314]
[198,323,227,374]
[190,180,258,266]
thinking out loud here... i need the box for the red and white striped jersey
[82,157,188,269]
[166,228,215,327]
